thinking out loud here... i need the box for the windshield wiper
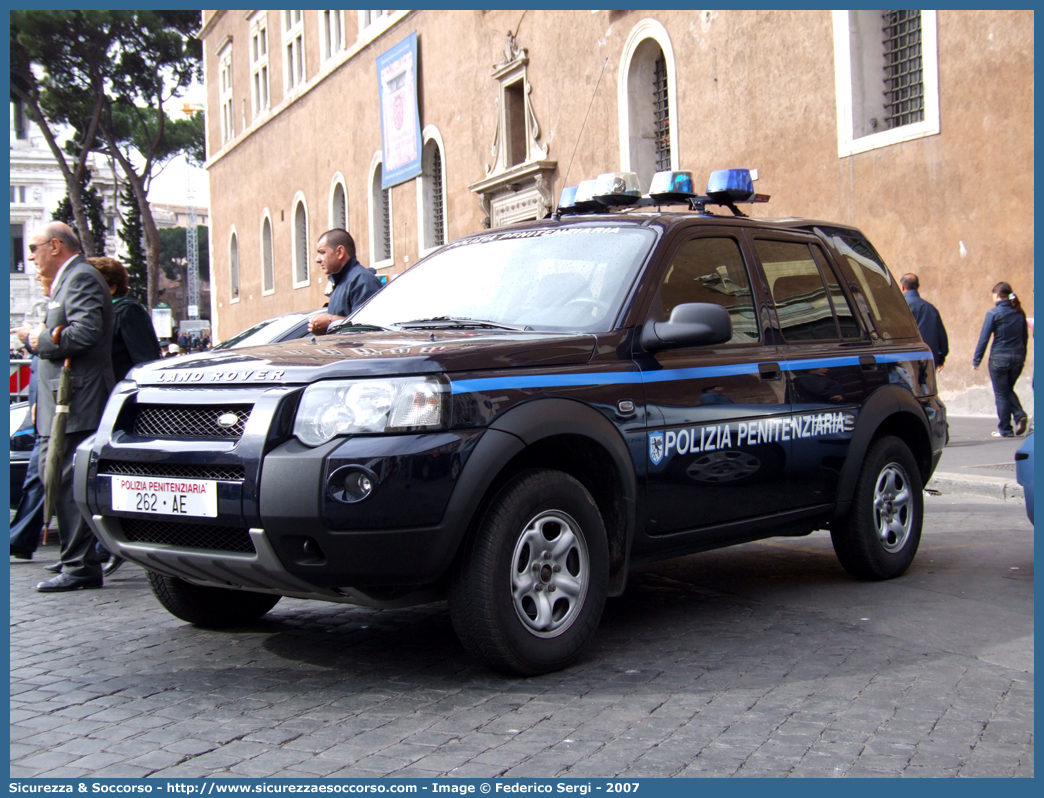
[394,316,532,332]
[327,321,393,334]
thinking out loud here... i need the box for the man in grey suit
[14,222,115,592]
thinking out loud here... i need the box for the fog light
[327,465,378,504]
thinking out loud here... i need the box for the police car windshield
[352,226,655,333]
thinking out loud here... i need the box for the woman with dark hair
[90,257,162,382]
[87,257,162,576]
[973,281,1029,438]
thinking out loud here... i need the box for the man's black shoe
[102,557,125,577]
[44,562,63,573]
[10,550,33,561]
[1015,415,1029,436]
[35,573,103,593]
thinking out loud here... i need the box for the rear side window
[826,232,920,340]
[653,236,759,344]
[756,239,842,341]
[813,247,862,339]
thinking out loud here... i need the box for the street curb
[927,471,1024,502]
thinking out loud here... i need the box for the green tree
[118,183,147,305]
[157,225,210,282]
[10,10,203,308]
[10,11,116,255]
[53,167,108,253]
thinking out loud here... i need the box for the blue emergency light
[649,170,697,203]
[706,168,755,202]
[555,167,768,218]
[558,185,579,212]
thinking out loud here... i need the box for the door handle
[859,355,878,370]
[759,362,782,381]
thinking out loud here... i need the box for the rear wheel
[147,571,281,628]
[449,468,609,676]
[831,435,923,580]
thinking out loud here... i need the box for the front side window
[651,236,759,345]
[353,226,656,333]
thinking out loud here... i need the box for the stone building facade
[199,10,1033,413]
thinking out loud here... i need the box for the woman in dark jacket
[90,257,163,382]
[973,281,1029,437]
[89,257,163,575]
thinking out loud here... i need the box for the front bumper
[76,385,510,598]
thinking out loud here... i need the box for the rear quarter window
[823,231,920,340]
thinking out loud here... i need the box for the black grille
[132,405,251,439]
[121,518,255,554]
[100,461,245,482]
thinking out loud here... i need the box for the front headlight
[293,377,445,447]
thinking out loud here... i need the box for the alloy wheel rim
[873,462,913,553]
[510,510,589,638]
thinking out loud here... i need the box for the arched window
[618,20,678,193]
[330,175,348,230]
[229,230,240,301]
[261,212,274,294]
[292,194,309,287]
[369,155,392,267]
[418,128,447,255]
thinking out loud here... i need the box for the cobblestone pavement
[10,497,1033,779]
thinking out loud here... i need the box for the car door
[636,229,791,535]
[751,235,873,508]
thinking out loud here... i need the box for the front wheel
[831,435,924,580]
[449,468,609,676]
[147,571,281,628]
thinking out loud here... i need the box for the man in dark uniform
[307,229,384,335]
[14,222,114,592]
[901,273,949,371]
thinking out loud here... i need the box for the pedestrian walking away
[307,229,384,335]
[13,222,115,592]
[973,280,1029,438]
[901,273,949,370]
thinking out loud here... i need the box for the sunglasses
[28,239,55,254]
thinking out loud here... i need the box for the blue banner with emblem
[376,31,423,189]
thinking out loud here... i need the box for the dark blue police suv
[76,169,947,675]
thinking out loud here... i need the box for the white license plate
[111,476,218,518]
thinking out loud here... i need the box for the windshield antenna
[556,56,609,218]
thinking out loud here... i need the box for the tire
[147,570,281,628]
[831,435,924,580]
[449,468,609,676]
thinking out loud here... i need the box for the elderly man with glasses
[12,222,115,592]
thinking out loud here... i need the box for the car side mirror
[641,302,732,352]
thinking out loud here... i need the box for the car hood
[131,329,598,386]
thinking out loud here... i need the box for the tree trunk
[106,139,162,310]
[13,88,101,257]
